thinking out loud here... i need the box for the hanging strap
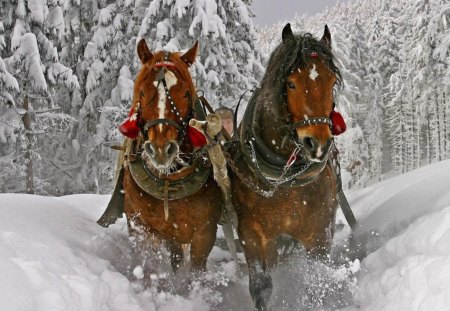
[330,147,358,230]
[97,167,125,227]
[337,187,357,230]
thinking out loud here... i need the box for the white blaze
[153,70,178,130]
[316,145,323,158]
[309,64,319,81]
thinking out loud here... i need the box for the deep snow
[1,160,450,310]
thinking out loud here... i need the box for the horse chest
[235,174,336,238]
[123,170,221,243]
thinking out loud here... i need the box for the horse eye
[139,91,144,97]
[287,82,296,89]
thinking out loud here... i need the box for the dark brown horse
[101,40,226,283]
[228,24,343,310]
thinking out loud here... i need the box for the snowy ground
[1,160,449,311]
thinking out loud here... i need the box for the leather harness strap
[291,117,332,129]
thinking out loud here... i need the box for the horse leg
[190,222,217,272]
[126,217,156,287]
[166,239,184,273]
[302,222,334,262]
[239,225,277,311]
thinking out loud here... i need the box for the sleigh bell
[118,106,141,139]
[330,110,346,136]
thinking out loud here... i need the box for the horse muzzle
[300,136,333,163]
[143,140,179,170]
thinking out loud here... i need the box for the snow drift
[1,160,450,310]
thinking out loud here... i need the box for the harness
[229,87,330,195]
[227,86,357,228]
[126,52,211,219]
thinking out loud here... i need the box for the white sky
[250,0,350,27]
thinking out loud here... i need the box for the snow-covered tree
[1,0,449,193]
[74,0,137,193]
[0,0,79,194]
[138,0,264,107]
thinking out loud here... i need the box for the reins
[232,87,256,141]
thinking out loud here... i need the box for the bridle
[290,116,332,131]
[282,101,336,148]
[138,52,193,144]
[284,54,336,145]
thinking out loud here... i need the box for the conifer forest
[1,0,449,195]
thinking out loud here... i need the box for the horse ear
[137,39,153,63]
[181,41,199,66]
[282,23,294,43]
[321,25,332,49]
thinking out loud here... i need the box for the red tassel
[118,107,141,139]
[330,110,346,136]
[187,125,207,148]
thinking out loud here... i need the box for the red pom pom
[187,125,207,148]
[330,110,346,136]
[119,107,141,139]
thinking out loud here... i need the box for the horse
[98,39,234,285]
[228,24,344,310]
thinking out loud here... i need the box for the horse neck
[245,86,294,157]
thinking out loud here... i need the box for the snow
[11,19,27,51]
[352,207,450,311]
[309,63,319,81]
[340,159,450,310]
[0,57,19,92]
[98,4,116,26]
[28,0,48,24]
[47,5,65,39]
[86,60,105,93]
[111,66,134,103]
[15,0,27,19]
[14,33,48,91]
[1,161,449,310]
[47,62,80,90]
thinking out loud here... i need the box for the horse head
[281,24,342,163]
[131,39,199,173]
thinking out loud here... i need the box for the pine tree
[0,0,79,194]
[77,0,136,193]
[138,0,264,107]
[0,56,23,192]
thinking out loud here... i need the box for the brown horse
[113,40,224,282]
[228,24,343,310]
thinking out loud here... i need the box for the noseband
[290,117,332,130]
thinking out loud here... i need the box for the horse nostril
[303,136,318,152]
[144,142,156,157]
[165,141,178,158]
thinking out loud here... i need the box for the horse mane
[255,32,342,122]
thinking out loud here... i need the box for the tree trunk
[22,94,35,194]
